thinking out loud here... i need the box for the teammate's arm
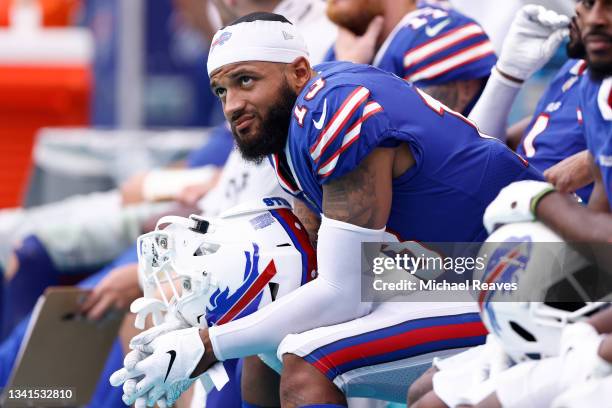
[422,79,485,115]
[536,154,612,242]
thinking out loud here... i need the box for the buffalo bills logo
[211,32,232,53]
[479,237,532,334]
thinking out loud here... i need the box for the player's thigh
[278,301,485,403]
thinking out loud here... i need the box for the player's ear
[286,57,312,91]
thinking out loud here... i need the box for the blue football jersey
[580,74,612,209]
[516,59,591,202]
[270,62,542,242]
[325,2,496,89]
[372,1,496,88]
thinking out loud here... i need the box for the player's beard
[584,31,612,80]
[326,0,383,36]
[232,80,298,164]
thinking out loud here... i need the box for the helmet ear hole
[509,321,536,342]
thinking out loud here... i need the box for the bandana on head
[207,19,310,76]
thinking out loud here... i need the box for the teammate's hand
[557,322,611,381]
[497,5,570,81]
[334,16,384,64]
[544,150,593,193]
[81,263,142,320]
[109,327,205,406]
[483,180,556,234]
[551,375,612,408]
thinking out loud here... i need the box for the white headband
[207,19,309,76]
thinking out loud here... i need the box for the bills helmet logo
[211,32,232,53]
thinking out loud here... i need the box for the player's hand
[81,263,142,320]
[334,16,384,64]
[483,180,556,234]
[109,327,205,406]
[497,5,570,81]
[544,150,593,193]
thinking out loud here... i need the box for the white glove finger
[134,396,147,408]
[123,376,155,406]
[124,349,147,371]
[122,378,138,396]
[521,4,544,18]
[133,343,156,354]
[109,366,145,387]
[146,385,167,407]
[157,397,169,408]
[544,28,570,54]
[538,9,570,28]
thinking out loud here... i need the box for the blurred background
[0,0,224,208]
[0,0,569,209]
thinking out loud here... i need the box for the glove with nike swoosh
[497,5,570,81]
[109,327,205,407]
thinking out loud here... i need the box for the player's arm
[422,79,486,116]
[190,150,393,374]
[536,154,612,242]
[323,148,393,228]
[293,199,321,249]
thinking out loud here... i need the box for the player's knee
[280,354,316,397]
[407,366,438,406]
[280,353,344,405]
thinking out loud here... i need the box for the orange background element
[0,1,88,208]
[0,66,91,207]
[0,0,81,27]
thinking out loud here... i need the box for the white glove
[558,323,612,382]
[483,180,556,233]
[497,5,570,81]
[473,335,514,384]
[551,374,612,408]
[110,327,205,406]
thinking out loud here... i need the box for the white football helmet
[136,197,317,328]
[475,221,611,363]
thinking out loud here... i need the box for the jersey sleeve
[306,85,390,184]
[393,7,496,88]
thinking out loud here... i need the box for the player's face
[576,0,612,77]
[326,0,383,35]
[210,61,298,163]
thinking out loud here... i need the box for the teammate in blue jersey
[325,0,496,115]
[485,0,612,241]
[516,59,592,202]
[111,12,542,407]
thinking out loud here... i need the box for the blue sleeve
[186,124,234,168]
[307,85,390,183]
